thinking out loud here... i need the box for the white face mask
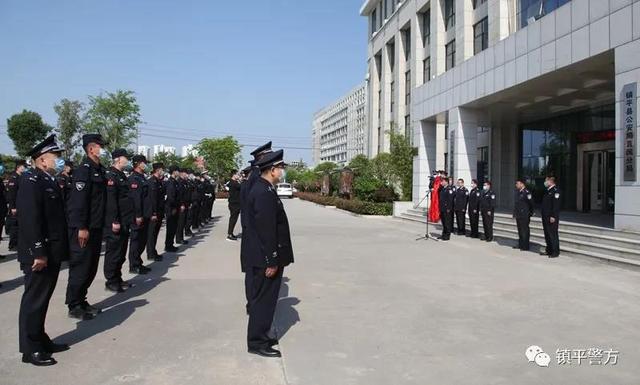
[483,185,489,191]
[471,183,476,189]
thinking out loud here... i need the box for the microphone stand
[415,189,438,242]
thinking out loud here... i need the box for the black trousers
[191,203,200,229]
[516,216,531,250]
[146,216,162,258]
[176,209,187,242]
[440,209,452,239]
[228,205,240,236]
[66,228,103,308]
[165,211,178,248]
[542,215,560,256]
[19,262,61,354]
[469,210,480,238]
[129,220,149,269]
[6,214,18,249]
[247,266,283,349]
[244,271,252,312]
[455,210,466,234]
[481,210,494,241]
[103,225,130,285]
[185,206,193,233]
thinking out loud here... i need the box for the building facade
[312,83,369,166]
[361,0,640,231]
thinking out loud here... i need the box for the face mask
[483,185,489,191]
[544,181,549,188]
[0,165,4,175]
[124,160,133,171]
[99,148,108,157]
[54,157,65,174]
[471,183,476,189]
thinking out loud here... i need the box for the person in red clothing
[429,171,444,223]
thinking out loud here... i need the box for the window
[423,57,431,83]
[518,0,572,29]
[477,146,489,185]
[390,80,395,116]
[472,0,488,9]
[473,17,489,54]
[405,70,411,106]
[445,0,455,31]
[422,10,431,46]
[445,40,456,70]
[371,9,378,34]
[403,28,411,61]
[405,115,412,142]
[383,0,389,20]
[378,89,382,119]
[388,43,395,73]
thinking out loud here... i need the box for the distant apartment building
[181,144,198,158]
[312,83,368,166]
[136,145,151,159]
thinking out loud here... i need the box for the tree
[371,153,396,186]
[6,110,52,157]
[195,136,242,180]
[54,99,85,159]
[152,151,182,167]
[313,161,338,174]
[347,154,372,176]
[389,130,418,200]
[181,153,198,170]
[85,90,142,149]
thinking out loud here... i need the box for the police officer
[103,149,133,293]
[66,134,107,320]
[540,176,561,258]
[0,161,7,260]
[437,177,454,241]
[513,178,534,251]
[147,162,165,262]
[191,172,202,231]
[480,181,496,242]
[127,155,152,274]
[227,170,242,241]
[184,169,195,237]
[453,178,469,235]
[175,168,190,245]
[163,165,180,252]
[56,160,73,203]
[6,160,26,251]
[245,149,294,358]
[467,179,481,238]
[17,135,69,366]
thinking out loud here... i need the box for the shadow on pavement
[274,277,300,340]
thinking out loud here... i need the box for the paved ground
[1,198,639,385]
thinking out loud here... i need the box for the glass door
[584,150,615,213]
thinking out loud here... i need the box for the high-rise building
[137,145,151,159]
[181,144,198,157]
[312,83,368,166]
[361,0,640,231]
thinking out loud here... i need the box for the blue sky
[0,0,367,165]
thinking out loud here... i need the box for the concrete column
[614,41,640,231]
[413,120,438,207]
[456,0,474,64]
[491,120,518,210]
[448,107,478,185]
[436,122,447,170]
[431,0,446,77]
[368,58,380,158]
[488,0,513,46]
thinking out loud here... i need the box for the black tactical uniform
[514,187,534,250]
[176,174,189,244]
[17,136,68,366]
[56,172,72,203]
[6,170,21,250]
[164,173,180,250]
[541,185,561,258]
[453,186,469,235]
[480,189,496,241]
[146,173,165,260]
[127,170,151,271]
[227,178,241,237]
[467,186,481,238]
[438,185,454,240]
[204,178,215,222]
[0,176,7,254]
[184,176,194,236]
[191,177,202,230]
[66,150,106,315]
[244,150,293,355]
[103,165,132,288]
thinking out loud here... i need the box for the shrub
[296,192,392,216]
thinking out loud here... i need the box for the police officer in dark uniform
[513,178,534,251]
[175,168,190,244]
[191,172,202,231]
[103,149,133,293]
[0,161,7,260]
[540,176,561,258]
[453,178,469,235]
[245,149,294,358]
[437,178,454,241]
[241,142,272,314]
[480,181,496,242]
[227,170,242,241]
[163,165,180,252]
[127,155,152,274]
[66,134,107,320]
[17,135,70,366]
[6,160,27,251]
[56,160,73,203]
[146,162,165,261]
[184,169,195,237]
[467,179,481,238]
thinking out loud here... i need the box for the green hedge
[296,192,392,216]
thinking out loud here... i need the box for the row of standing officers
[436,174,561,258]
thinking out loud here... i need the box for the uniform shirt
[467,187,481,213]
[439,185,454,213]
[242,177,294,269]
[164,176,179,213]
[16,168,69,264]
[541,185,561,219]
[514,188,534,219]
[105,167,132,226]
[128,171,151,220]
[453,186,469,211]
[68,157,106,230]
[56,173,72,202]
[228,179,241,206]
[149,175,166,217]
[480,189,496,212]
[0,179,7,220]
[6,171,20,210]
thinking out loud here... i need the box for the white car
[276,183,293,198]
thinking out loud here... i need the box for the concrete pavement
[1,198,640,384]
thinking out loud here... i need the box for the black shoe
[129,265,151,275]
[22,352,57,366]
[164,246,178,252]
[248,346,282,358]
[147,254,163,261]
[0,254,5,259]
[485,238,493,242]
[120,281,132,290]
[185,231,194,237]
[512,246,520,249]
[539,251,549,256]
[46,342,70,353]
[81,301,102,316]
[268,338,279,347]
[8,245,17,251]
[68,306,94,320]
[226,235,238,242]
[181,240,189,245]
[105,282,124,293]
